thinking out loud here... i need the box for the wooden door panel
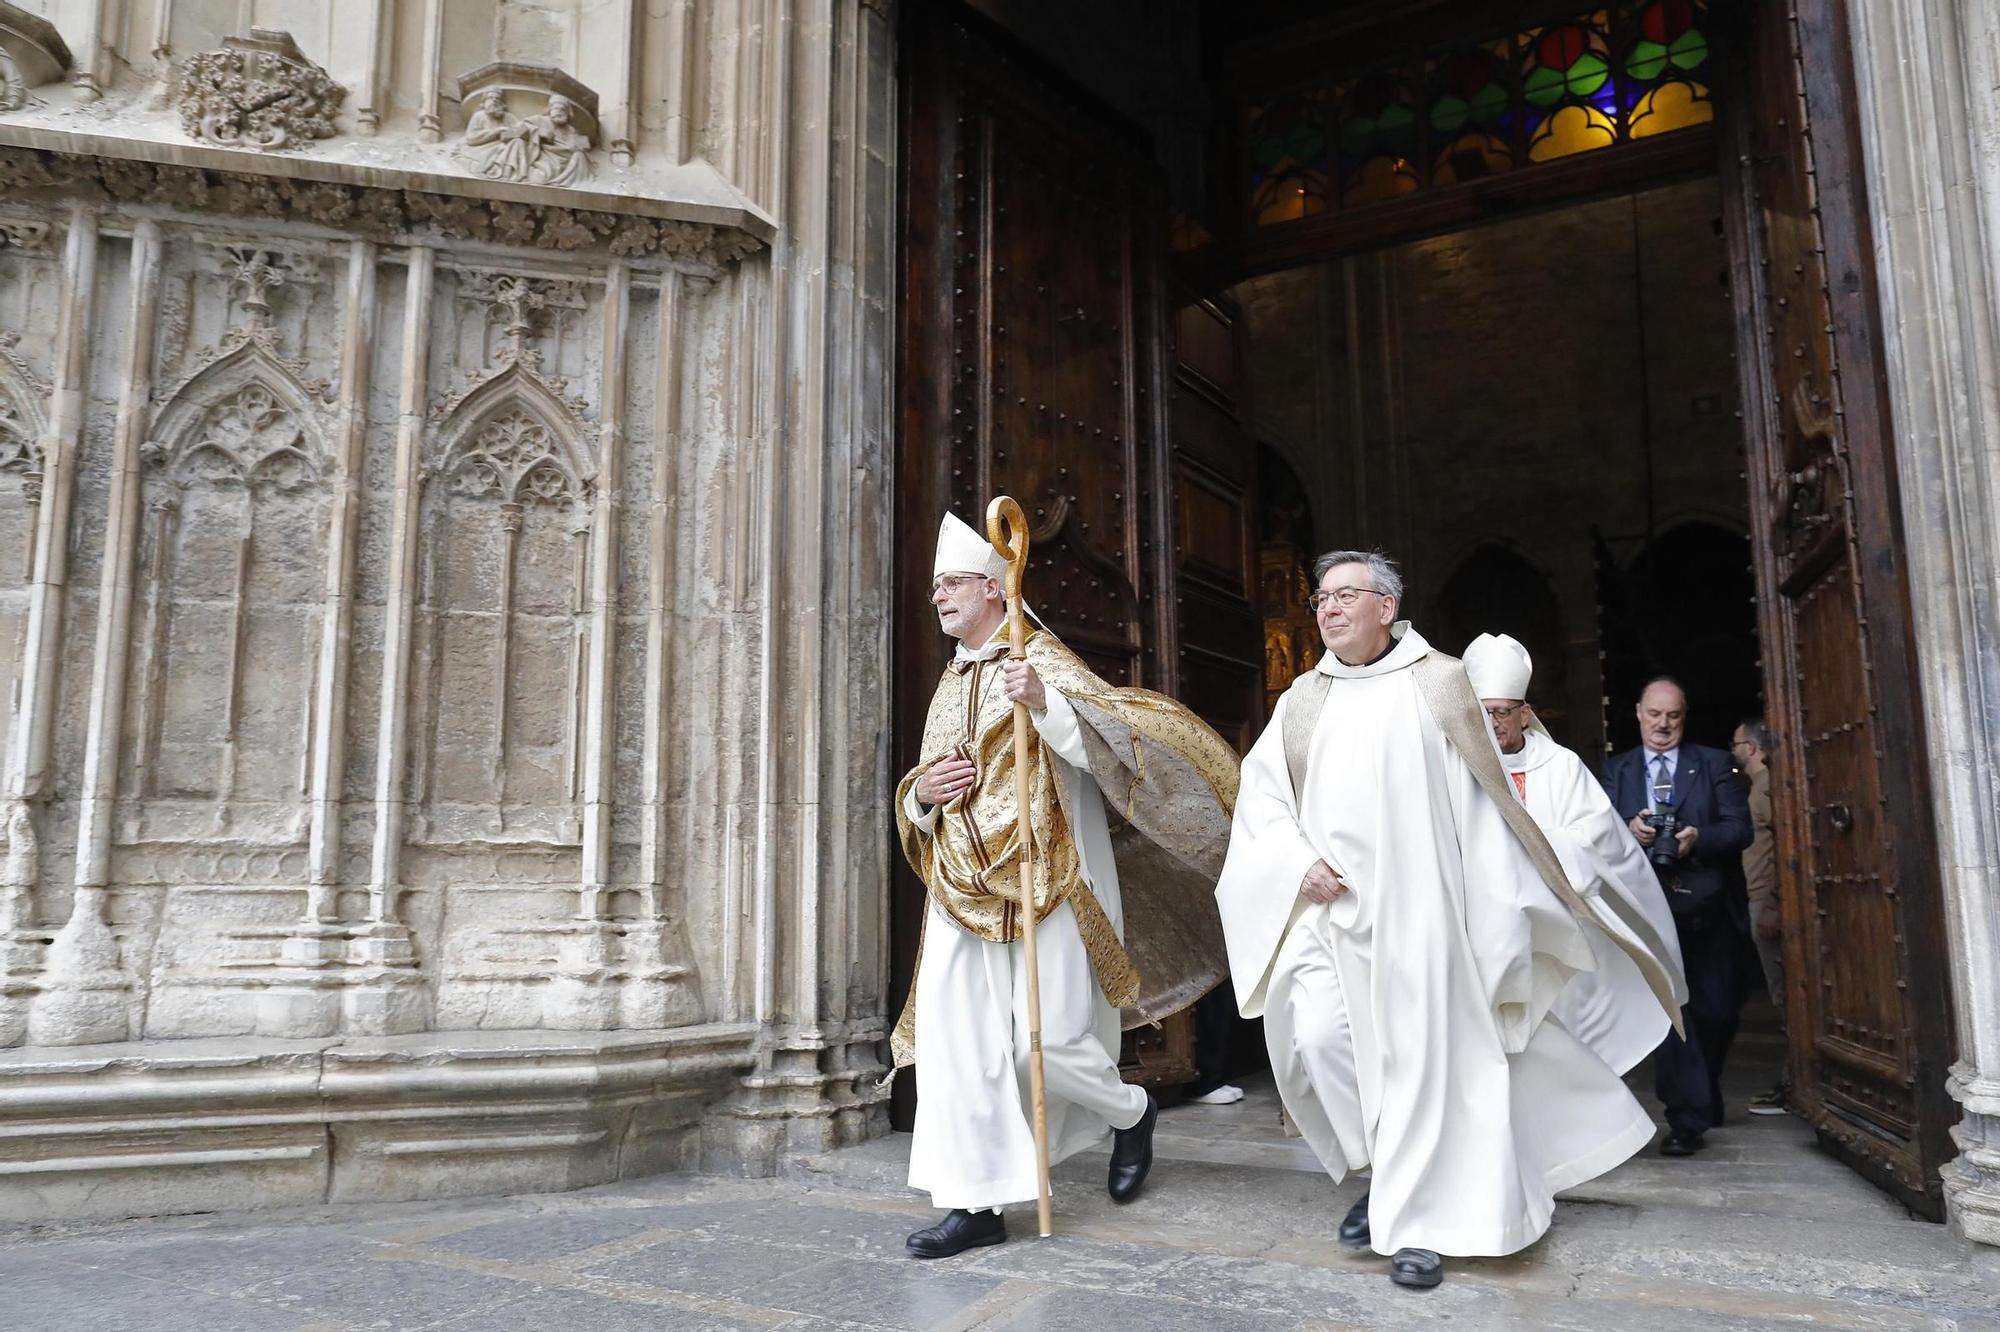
[1168,297,1262,755]
[1718,0,1956,1216]
[894,2,1210,1114]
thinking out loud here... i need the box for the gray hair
[1311,549,1404,604]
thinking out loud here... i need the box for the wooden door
[1166,293,1265,755]
[893,3,1261,1123]
[1717,0,1957,1217]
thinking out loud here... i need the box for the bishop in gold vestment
[896,513,1237,1259]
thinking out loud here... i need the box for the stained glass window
[1426,42,1515,187]
[1247,91,1332,226]
[1246,0,1716,228]
[1336,71,1421,205]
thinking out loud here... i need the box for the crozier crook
[984,493,1053,1239]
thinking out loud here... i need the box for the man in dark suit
[1601,677,1754,1157]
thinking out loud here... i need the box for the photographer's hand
[1674,825,1700,859]
[1628,812,1658,846]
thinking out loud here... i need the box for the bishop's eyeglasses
[1307,586,1386,613]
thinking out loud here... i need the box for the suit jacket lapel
[1672,749,1699,807]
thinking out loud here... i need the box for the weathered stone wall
[0,0,897,1216]
[1233,178,1748,757]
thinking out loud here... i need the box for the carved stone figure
[0,3,73,112]
[176,29,345,151]
[458,91,595,187]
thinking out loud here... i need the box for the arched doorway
[1598,521,1761,753]
[1433,544,1575,747]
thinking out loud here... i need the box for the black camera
[1646,800,1682,868]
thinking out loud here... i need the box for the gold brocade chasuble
[892,628,1240,1068]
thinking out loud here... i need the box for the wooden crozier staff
[986,494,1054,1239]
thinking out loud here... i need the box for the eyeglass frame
[1483,701,1529,722]
[1306,586,1387,613]
[930,572,995,596]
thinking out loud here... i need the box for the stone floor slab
[742,1252,1008,1329]
[2,1018,1993,1332]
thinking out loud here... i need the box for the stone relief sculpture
[176,29,344,151]
[0,3,72,112]
[458,91,595,186]
[453,65,600,188]
[0,389,32,475]
[0,219,50,251]
[2,145,766,263]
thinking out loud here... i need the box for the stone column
[29,212,138,1047]
[545,261,629,1030]
[1846,0,2000,1246]
[720,0,898,1164]
[626,269,703,1033]
[4,207,98,1044]
[357,246,438,1035]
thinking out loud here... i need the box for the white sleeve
[1030,688,1090,767]
[902,781,940,835]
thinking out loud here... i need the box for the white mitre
[933,511,1008,580]
[1464,632,1533,700]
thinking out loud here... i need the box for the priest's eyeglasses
[1484,702,1528,721]
[931,573,992,596]
[1307,587,1384,612]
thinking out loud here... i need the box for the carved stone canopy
[454,64,601,143]
[177,28,345,151]
[0,2,72,112]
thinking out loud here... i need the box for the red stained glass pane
[1538,25,1589,69]
[1640,0,1696,43]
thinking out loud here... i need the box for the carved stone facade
[0,4,69,113]
[176,28,344,150]
[0,0,896,1220]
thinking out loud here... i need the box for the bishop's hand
[916,755,977,806]
[1000,659,1047,711]
[1300,859,1348,904]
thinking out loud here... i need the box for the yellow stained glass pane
[1630,81,1713,137]
[1256,171,1331,226]
[1343,155,1419,205]
[1528,103,1617,161]
[1432,131,1512,186]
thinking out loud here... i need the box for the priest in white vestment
[895,514,1239,1259]
[1463,632,1687,1079]
[1214,551,1683,1290]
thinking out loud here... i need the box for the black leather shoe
[1107,1092,1159,1203]
[906,1208,1007,1259]
[1389,1248,1443,1289]
[1338,1190,1370,1250]
[1659,1132,1705,1157]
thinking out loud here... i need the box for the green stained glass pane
[1468,80,1508,123]
[1253,134,1288,169]
[1524,64,1566,106]
[1627,39,1668,81]
[1564,52,1609,96]
[1668,29,1709,70]
[1285,124,1326,160]
[1431,94,1469,133]
[1378,101,1417,146]
[1340,116,1378,154]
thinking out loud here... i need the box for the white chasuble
[902,637,1145,1210]
[1214,626,1657,1257]
[1503,728,1688,1074]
